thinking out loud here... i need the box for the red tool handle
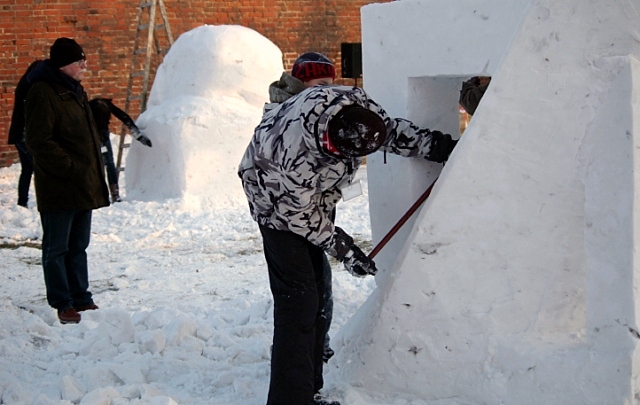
[368,178,438,259]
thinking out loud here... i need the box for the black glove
[426,131,457,163]
[131,127,152,147]
[343,245,377,277]
[136,134,152,147]
[326,227,353,261]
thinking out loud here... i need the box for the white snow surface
[0,162,374,405]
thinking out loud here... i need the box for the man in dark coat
[8,60,41,207]
[25,38,110,324]
[89,97,152,203]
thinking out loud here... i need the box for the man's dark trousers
[260,225,329,405]
[40,210,93,310]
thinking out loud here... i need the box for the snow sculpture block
[362,0,532,274]
[336,0,640,403]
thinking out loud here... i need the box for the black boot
[315,400,341,405]
[323,345,335,363]
[314,393,341,405]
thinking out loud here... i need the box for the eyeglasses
[72,59,88,67]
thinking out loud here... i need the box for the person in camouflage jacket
[238,84,456,405]
[266,52,340,368]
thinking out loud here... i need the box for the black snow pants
[260,225,329,405]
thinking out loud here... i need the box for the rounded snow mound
[125,25,284,211]
[147,24,283,108]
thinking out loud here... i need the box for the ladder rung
[118,0,173,135]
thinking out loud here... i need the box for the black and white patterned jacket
[238,85,447,256]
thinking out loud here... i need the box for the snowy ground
[0,161,377,405]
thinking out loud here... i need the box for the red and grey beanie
[50,38,85,68]
[292,52,336,82]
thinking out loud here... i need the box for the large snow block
[362,0,531,273]
[125,25,283,209]
[334,0,640,403]
[579,55,640,401]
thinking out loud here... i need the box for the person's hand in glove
[131,127,153,147]
[327,226,377,277]
[426,131,456,163]
[343,245,377,277]
[326,226,354,260]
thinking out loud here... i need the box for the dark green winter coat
[25,61,110,212]
[459,76,491,116]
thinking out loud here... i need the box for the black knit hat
[50,38,85,68]
[327,106,387,158]
[292,52,335,82]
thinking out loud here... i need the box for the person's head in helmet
[324,105,387,158]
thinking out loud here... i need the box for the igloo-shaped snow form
[125,25,283,210]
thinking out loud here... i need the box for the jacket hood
[27,60,61,84]
[27,59,83,97]
[268,72,306,104]
[295,85,380,160]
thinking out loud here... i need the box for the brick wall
[0,0,388,167]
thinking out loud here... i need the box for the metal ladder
[115,0,174,178]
